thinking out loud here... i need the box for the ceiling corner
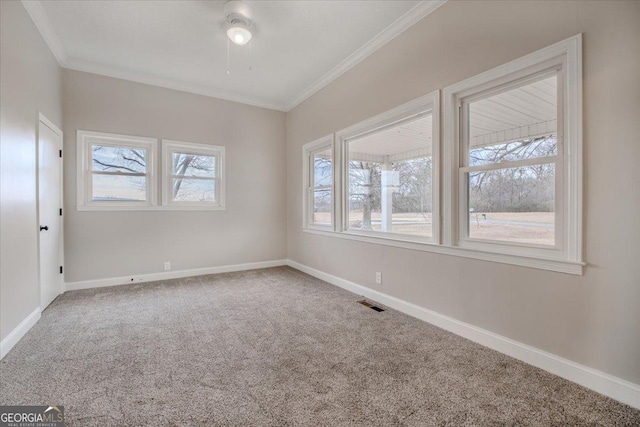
[283,0,447,112]
[21,0,68,65]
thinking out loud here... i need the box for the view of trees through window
[312,148,332,225]
[91,145,147,201]
[348,156,433,237]
[464,74,558,245]
[171,152,216,202]
[91,145,216,202]
[346,113,433,238]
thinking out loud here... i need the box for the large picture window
[337,92,440,242]
[345,112,435,240]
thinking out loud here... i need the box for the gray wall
[63,69,287,283]
[286,1,640,384]
[0,1,63,339]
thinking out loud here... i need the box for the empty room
[1,0,639,425]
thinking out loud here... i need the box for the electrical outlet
[375,272,382,285]
[164,261,171,271]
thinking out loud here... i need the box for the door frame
[36,112,64,311]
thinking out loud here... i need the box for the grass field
[314,211,554,245]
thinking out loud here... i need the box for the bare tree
[92,147,215,200]
[348,161,381,229]
[469,135,556,213]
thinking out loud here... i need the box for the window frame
[337,92,440,243]
[302,135,335,230]
[77,130,157,211]
[443,34,582,266]
[161,140,226,210]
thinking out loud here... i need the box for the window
[303,135,334,229]
[77,131,157,210]
[338,92,439,242]
[162,140,225,210]
[302,35,582,274]
[462,72,559,247]
[444,34,582,266]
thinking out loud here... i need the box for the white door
[38,116,64,310]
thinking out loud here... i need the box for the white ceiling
[23,0,445,111]
[346,76,557,163]
[349,114,432,159]
[469,75,557,147]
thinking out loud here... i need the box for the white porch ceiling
[22,0,446,111]
[347,75,557,163]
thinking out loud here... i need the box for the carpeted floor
[1,267,638,426]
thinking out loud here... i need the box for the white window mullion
[461,156,558,174]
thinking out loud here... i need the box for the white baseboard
[286,260,640,410]
[1,308,41,359]
[65,259,288,291]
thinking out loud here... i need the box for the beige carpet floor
[1,267,638,426]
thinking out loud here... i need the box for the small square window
[77,131,157,210]
[162,140,225,209]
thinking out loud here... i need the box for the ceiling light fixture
[224,1,253,46]
[226,16,252,45]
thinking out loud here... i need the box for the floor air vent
[358,300,385,312]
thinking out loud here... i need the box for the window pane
[92,174,146,201]
[313,148,332,187]
[390,157,433,238]
[348,162,382,231]
[467,164,555,245]
[173,178,215,202]
[312,188,331,225]
[173,152,216,178]
[347,113,433,238]
[468,75,557,166]
[92,145,147,173]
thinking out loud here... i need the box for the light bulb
[227,26,252,45]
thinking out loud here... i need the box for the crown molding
[63,58,287,111]
[21,0,68,64]
[21,0,447,113]
[283,0,447,111]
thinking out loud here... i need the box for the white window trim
[443,34,583,268]
[77,130,158,211]
[161,140,226,211]
[335,91,441,243]
[302,134,335,230]
[302,35,584,275]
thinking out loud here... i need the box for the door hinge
[60,266,63,274]
[59,208,63,216]
[59,149,62,158]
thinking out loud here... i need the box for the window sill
[302,227,584,275]
[77,205,226,212]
